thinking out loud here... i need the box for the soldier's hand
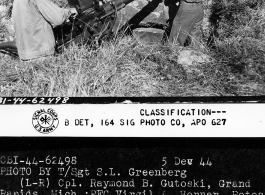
[69,8,78,19]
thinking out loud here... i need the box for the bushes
[208,0,265,77]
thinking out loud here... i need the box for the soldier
[12,0,77,61]
[169,0,204,48]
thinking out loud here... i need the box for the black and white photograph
[0,0,264,96]
[0,1,265,195]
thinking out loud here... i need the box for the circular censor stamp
[32,108,59,134]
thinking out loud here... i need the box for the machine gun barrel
[99,0,135,20]
[118,0,164,34]
[0,41,18,57]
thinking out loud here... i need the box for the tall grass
[0,0,265,96]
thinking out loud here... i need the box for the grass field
[0,0,264,96]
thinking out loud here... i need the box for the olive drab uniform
[12,0,72,60]
[169,0,203,47]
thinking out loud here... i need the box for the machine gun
[0,0,168,58]
[54,0,137,52]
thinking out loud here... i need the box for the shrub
[208,0,265,79]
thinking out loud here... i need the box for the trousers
[169,1,204,47]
